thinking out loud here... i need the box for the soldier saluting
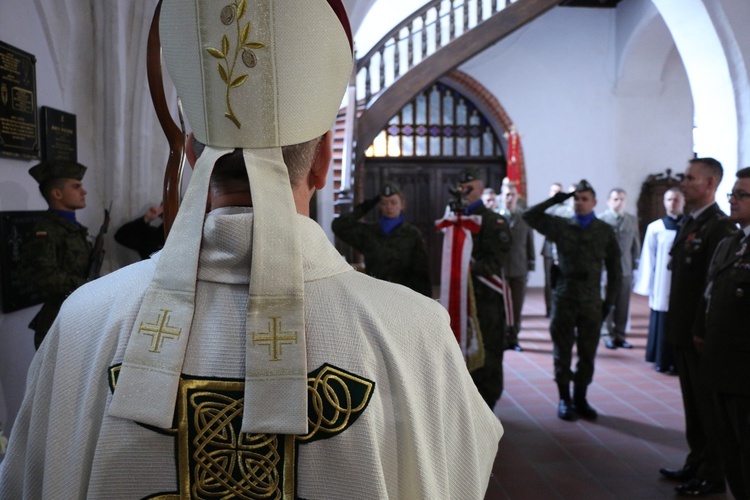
[524,179,621,421]
[23,160,92,348]
[332,182,432,297]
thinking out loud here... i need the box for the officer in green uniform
[524,180,621,421]
[455,167,512,408]
[23,160,92,348]
[332,183,432,296]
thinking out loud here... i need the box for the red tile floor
[483,289,733,500]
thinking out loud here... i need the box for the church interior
[1,0,749,496]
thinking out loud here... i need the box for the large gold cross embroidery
[138,309,182,353]
[253,317,298,361]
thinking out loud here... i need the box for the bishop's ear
[311,131,333,191]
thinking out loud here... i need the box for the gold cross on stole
[138,309,182,353]
[253,317,298,361]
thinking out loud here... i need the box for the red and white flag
[476,273,514,327]
[435,214,483,368]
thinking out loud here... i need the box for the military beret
[575,179,594,192]
[381,182,401,197]
[29,160,87,185]
[459,167,481,183]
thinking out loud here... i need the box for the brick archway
[440,70,528,197]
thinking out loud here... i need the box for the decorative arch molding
[357,70,526,196]
[440,70,528,196]
[650,0,739,206]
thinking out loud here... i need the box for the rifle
[87,203,112,281]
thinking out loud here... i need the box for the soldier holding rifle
[22,160,108,348]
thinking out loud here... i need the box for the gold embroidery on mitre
[252,317,298,362]
[138,309,182,353]
[205,0,266,129]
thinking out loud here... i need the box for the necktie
[730,230,746,255]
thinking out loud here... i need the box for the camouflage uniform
[22,211,92,347]
[466,202,512,406]
[524,197,621,388]
[332,203,432,297]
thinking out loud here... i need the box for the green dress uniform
[22,211,92,348]
[465,201,512,407]
[498,207,535,347]
[667,202,735,484]
[700,229,750,499]
[524,196,621,390]
[332,203,432,297]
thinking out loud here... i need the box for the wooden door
[356,157,505,288]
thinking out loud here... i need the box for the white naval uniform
[0,208,503,499]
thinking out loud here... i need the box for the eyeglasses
[727,191,750,201]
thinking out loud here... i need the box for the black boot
[557,382,575,421]
[573,384,598,420]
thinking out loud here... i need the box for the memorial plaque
[0,41,38,160]
[0,211,46,313]
[41,106,77,161]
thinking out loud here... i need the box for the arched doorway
[352,75,519,285]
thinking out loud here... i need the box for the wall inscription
[0,41,39,160]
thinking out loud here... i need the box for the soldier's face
[461,180,484,205]
[729,178,750,227]
[681,163,711,205]
[607,192,626,213]
[573,190,596,216]
[663,190,685,217]
[380,194,403,219]
[54,178,87,211]
[502,186,518,210]
[481,192,496,209]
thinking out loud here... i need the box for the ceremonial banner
[505,126,521,195]
[435,214,484,371]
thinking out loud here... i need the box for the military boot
[557,382,575,421]
[573,384,598,420]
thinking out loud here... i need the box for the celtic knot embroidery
[190,391,282,499]
[298,364,375,443]
[108,364,374,498]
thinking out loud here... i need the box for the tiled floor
[483,289,732,500]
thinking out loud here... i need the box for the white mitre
[109,0,353,435]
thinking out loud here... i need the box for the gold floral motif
[206,0,265,129]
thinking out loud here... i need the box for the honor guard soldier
[456,166,512,408]
[22,160,92,348]
[332,182,432,296]
[524,179,621,421]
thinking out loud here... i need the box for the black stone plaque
[0,41,39,160]
[0,211,46,313]
[41,106,77,161]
